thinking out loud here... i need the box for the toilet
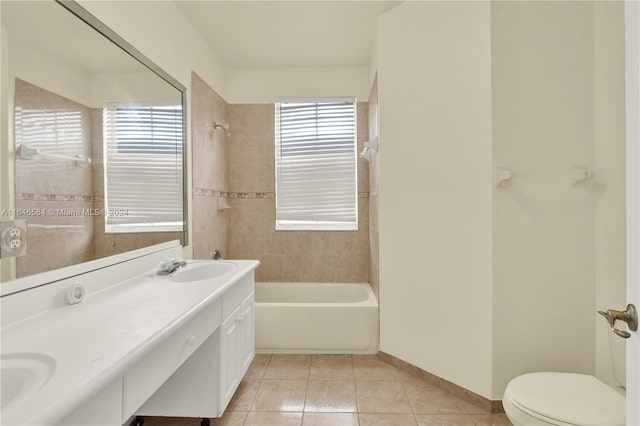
[503,325,626,425]
[503,372,625,425]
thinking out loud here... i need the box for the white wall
[77,1,227,101]
[593,2,627,388]
[91,71,181,107]
[227,67,369,104]
[376,1,626,400]
[9,37,93,107]
[491,1,596,399]
[78,0,229,260]
[377,1,494,398]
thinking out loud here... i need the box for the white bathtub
[255,282,379,354]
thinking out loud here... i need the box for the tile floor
[142,354,512,426]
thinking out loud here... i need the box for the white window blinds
[103,103,184,233]
[275,99,358,231]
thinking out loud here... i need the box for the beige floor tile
[356,380,413,414]
[404,384,472,415]
[302,412,359,425]
[309,354,354,380]
[245,354,272,379]
[414,414,475,426]
[264,354,311,379]
[459,400,492,415]
[359,413,418,425]
[244,411,303,426]
[469,414,513,426]
[251,379,308,412]
[353,355,399,380]
[226,379,260,411]
[305,379,358,412]
[211,411,248,426]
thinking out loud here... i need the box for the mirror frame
[56,0,188,244]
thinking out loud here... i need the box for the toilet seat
[503,372,625,426]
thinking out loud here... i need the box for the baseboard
[377,351,504,414]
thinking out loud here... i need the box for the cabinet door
[220,306,241,409]
[239,293,255,375]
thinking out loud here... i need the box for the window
[275,99,358,231]
[103,103,183,233]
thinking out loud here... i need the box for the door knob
[598,304,638,339]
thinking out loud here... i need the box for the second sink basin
[171,261,237,282]
[1,353,56,410]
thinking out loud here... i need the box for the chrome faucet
[211,249,223,260]
[157,258,187,275]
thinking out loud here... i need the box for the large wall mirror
[0,0,187,283]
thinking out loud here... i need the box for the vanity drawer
[222,272,254,318]
[122,299,222,422]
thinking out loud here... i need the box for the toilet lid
[505,372,625,426]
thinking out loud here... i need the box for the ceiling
[176,1,400,69]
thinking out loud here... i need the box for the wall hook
[494,166,515,188]
[571,168,593,186]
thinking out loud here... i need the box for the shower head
[211,122,231,137]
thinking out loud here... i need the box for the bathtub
[254,282,379,354]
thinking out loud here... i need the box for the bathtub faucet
[157,258,187,275]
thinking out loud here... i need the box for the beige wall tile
[191,72,229,258]
[220,101,370,283]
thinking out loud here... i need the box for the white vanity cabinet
[124,298,223,422]
[219,293,255,410]
[0,238,259,426]
[136,273,255,419]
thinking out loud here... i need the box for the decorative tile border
[20,193,103,202]
[227,191,275,199]
[195,188,371,199]
[193,188,225,198]
[378,351,504,414]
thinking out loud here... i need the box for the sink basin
[1,353,56,410]
[171,261,237,282]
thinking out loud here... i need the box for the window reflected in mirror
[2,1,186,281]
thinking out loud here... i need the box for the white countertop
[1,259,259,426]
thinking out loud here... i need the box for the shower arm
[210,122,231,137]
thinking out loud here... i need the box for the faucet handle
[159,258,177,272]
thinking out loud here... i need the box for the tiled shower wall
[191,72,229,259]
[189,73,372,283]
[225,103,371,283]
[14,79,95,277]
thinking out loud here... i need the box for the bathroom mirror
[0,0,187,282]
